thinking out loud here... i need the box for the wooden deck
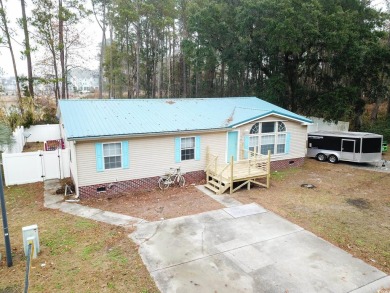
[205,149,271,194]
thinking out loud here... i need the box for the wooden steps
[204,175,230,194]
[205,149,271,195]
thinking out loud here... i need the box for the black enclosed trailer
[307,131,383,163]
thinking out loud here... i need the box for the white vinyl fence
[2,148,70,186]
[25,124,61,143]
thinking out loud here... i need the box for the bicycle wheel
[178,175,185,187]
[158,177,170,190]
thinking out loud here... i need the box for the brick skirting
[78,170,206,199]
[270,157,305,171]
[78,159,304,198]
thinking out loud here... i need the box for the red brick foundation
[78,159,304,199]
[78,170,206,199]
[270,157,305,171]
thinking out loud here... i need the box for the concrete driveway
[131,203,390,293]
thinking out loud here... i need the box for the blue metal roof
[58,97,312,140]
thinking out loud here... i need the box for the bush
[361,117,390,142]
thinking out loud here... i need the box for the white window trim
[249,122,287,156]
[180,136,196,161]
[103,142,122,170]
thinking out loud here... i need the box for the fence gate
[2,149,70,186]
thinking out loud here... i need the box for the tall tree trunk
[220,61,225,97]
[180,0,188,97]
[64,36,69,99]
[59,0,65,99]
[0,0,22,111]
[20,0,34,99]
[135,1,141,98]
[92,0,106,98]
[52,50,60,103]
[100,1,106,99]
[109,23,114,98]
[172,24,176,96]
[126,22,132,99]
[167,26,172,98]
[370,96,381,122]
[159,34,163,99]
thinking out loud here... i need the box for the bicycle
[158,167,186,189]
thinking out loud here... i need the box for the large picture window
[181,137,195,161]
[249,121,287,155]
[103,142,122,169]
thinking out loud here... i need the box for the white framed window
[277,133,286,153]
[103,142,122,169]
[249,136,259,154]
[261,134,275,155]
[261,122,275,133]
[181,137,195,161]
[249,121,287,155]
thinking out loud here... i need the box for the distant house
[0,77,17,95]
[57,97,312,198]
[68,68,99,93]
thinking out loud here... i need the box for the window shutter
[122,141,129,169]
[95,143,104,172]
[175,137,181,163]
[195,136,201,161]
[244,136,249,159]
[285,133,291,154]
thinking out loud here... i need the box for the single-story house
[57,97,312,198]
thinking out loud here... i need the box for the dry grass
[0,183,158,293]
[231,154,390,275]
[22,142,44,153]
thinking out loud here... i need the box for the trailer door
[341,139,355,161]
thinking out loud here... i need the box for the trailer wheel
[316,153,327,162]
[328,154,338,163]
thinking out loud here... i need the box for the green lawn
[0,182,158,293]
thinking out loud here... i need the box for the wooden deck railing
[205,147,271,194]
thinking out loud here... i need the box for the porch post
[267,150,271,188]
[230,156,234,194]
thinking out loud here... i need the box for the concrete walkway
[131,203,390,293]
[44,179,146,227]
[196,185,242,207]
[44,180,390,292]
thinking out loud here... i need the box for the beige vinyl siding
[75,131,227,187]
[235,115,307,160]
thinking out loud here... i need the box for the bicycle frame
[158,167,185,189]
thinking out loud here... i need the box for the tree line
[97,0,390,129]
[0,0,389,132]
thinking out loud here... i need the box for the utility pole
[0,166,12,267]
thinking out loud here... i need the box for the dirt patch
[231,158,390,275]
[23,142,43,152]
[81,185,224,221]
[346,198,371,209]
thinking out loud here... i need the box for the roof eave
[229,111,313,128]
[67,127,230,142]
